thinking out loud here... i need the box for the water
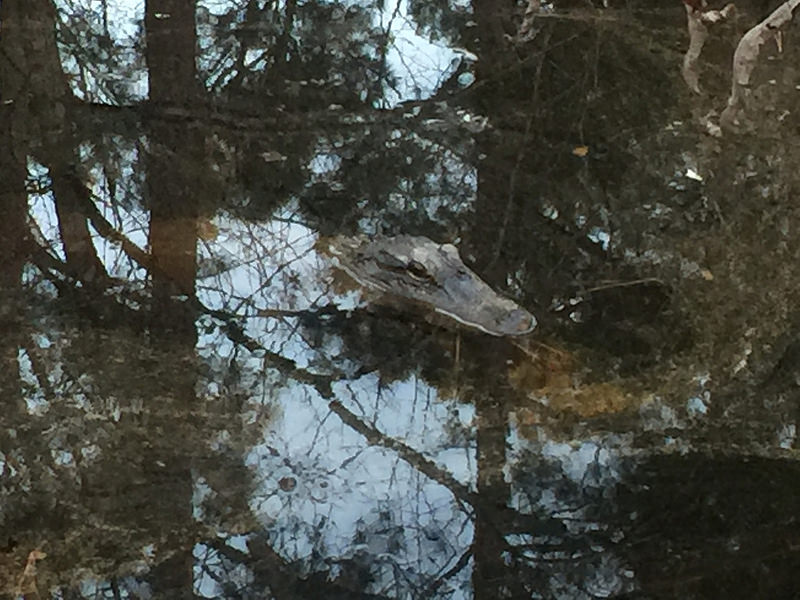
[2,1,799,597]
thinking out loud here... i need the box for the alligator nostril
[503,309,537,335]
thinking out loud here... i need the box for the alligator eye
[406,260,430,280]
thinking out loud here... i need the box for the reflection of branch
[517,0,541,42]
[682,3,735,94]
[51,167,109,284]
[14,549,46,599]
[36,189,341,398]
[21,340,56,401]
[329,400,572,572]
[582,277,664,293]
[81,191,154,272]
[422,548,473,597]
[683,7,708,94]
[217,315,335,397]
[721,1,800,131]
[330,398,567,527]
[329,400,477,508]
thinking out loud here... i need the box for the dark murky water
[2,0,800,598]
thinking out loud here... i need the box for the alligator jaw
[324,234,537,337]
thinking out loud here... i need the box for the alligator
[322,234,536,337]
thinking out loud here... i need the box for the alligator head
[323,234,536,337]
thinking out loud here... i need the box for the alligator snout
[325,234,537,337]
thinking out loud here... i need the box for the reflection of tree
[616,453,800,598]
[469,3,679,345]
[3,0,800,597]
[2,0,467,595]
[2,0,106,286]
[463,1,800,596]
[139,1,202,595]
[0,2,28,421]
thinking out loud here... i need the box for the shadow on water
[2,0,800,598]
